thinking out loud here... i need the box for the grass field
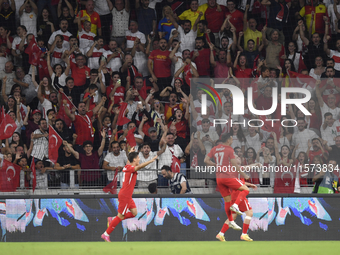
[0,241,335,255]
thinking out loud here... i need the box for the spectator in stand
[108,0,130,47]
[119,54,139,88]
[316,83,340,123]
[209,43,232,78]
[291,118,320,157]
[63,98,106,151]
[204,0,226,47]
[185,131,206,168]
[31,118,49,161]
[131,36,150,77]
[135,0,157,36]
[306,138,329,164]
[0,1,16,35]
[86,36,106,70]
[312,159,339,193]
[66,131,106,186]
[225,0,244,35]
[138,142,166,188]
[199,118,219,154]
[54,118,73,141]
[0,61,15,94]
[262,26,285,69]
[0,26,13,58]
[37,8,55,46]
[125,21,146,53]
[321,59,340,78]
[321,112,340,146]
[48,19,72,50]
[77,18,95,51]
[300,0,328,36]
[242,5,262,51]
[139,124,162,152]
[309,56,325,80]
[57,0,76,35]
[161,165,191,194]
[104,40,124,72]
[75,0,102,36]
[55,141,81,189]
[148,38,172,92]
[70,54,90,93]
[191,37,212,77]
[102,141,128,185]
[158,6,175,42]
[19,0,38,36]
[178,0,207,36]
[197,20,215,46]
[50,35,66,67]
[93,0,112,44]
[11,25,27,68]
[324,135,340,165]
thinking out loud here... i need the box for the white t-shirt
[94,0,111,15]
[20,11,37,36]
[104,50,123,72]
[291,129,319,157]
[321,120,340,146]
[245,133,262,152]
[200,129,219,154]
[158,144,184,172]
[125,30,146,49]
[78,30,95,50]
[104,151,128,181]
[321,103,340,123]
[177,26,197,53]
[133,51,149,77]
[137,151,158,181]
[86,47,106,69]
[51,46,67,67]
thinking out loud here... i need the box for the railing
[0,168,317,196]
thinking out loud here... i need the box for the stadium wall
[0,194,339,242]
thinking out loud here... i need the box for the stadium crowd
[0,0,340,194]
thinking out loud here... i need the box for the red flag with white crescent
[31,157,36,193]
[184,64,192,86]
[48,125,63,164]
[126,127,136,147]
[0,160,21,192]
[116,102,131,126]
[171,155,181,173]
[0,112,17,140]
[273,167,296,194]
[103,170,118,194]
[57,92,76,127]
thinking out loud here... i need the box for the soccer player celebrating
[204,133,250,237]
[101,148,158,242]
[216,155,261,242]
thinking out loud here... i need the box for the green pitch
[0,241,335,255]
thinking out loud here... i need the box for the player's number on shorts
[214,152,224,165]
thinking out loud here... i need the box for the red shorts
[231,197,252,212]
[217,178,244,197]
[118,197,136,215]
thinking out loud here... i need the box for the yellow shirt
[178,5,208,37]
[244,28,262,51]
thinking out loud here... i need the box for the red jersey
[106,85,125,106]
[205,6,226,33]
[225,10,244,35]
[191,49,211,76]
[208,144,236,178]
[74,111,94,145]
[70,61,91,87]
[83,92,96,111]
[167,119,188,139]
[119,164,137,198]
[149,49,171,78]
[308,149,325,164]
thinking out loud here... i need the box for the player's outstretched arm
[204,155,217,167]
[135,155,158,172]
[245,182,257,190]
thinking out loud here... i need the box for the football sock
[220,223,229,234]
[234,190,249,206]
[242,223,250,235]
[123,212,135,220]
[106,216,122,234]
[224,202,233,222]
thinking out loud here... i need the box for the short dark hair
[195,36,204,42]
[82,140,93,148]
[324,112,333,119]
[89,84,98,90]
[38,118,47,126]
[221,133,232,143]
[202,118,210,124]
[326,58,335,63]
[148,183,157,193]
[161,165,172,172]
[296,117,305,122]
[110,141,119,147]
[128,152,139,162]
[46,109,55,116]
[142,143,151,148]
[66,77,74,83]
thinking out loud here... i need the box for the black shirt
[144,135,160,152]
[57,153,80,184]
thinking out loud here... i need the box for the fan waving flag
[171,155,181,173]
[31,157,36,193]
[57,92,77,127]
[48,125,63,164]
[126,127,136,147]
[287,70,316,89]
[116,102,131,126]
[273,167,296,194]
[0,160,21,192]
[0,112,17,140]
[183,64,192,86]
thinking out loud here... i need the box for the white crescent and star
[6,166,16,182]
[4,124,13,133]
[51,134,58,147]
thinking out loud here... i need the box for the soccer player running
[216,154,261,242]
[204,133,252,241]
[101,148,158,242]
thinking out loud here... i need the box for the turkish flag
[31,157,36,193]
[126,127,136,147]
[48,125,63,164]
[38,58,49,81]
[103,170,118,194]
[184,64,192,86]
[273,167,296,193]
[0,160,21,192]
[288,70,316,89]
[297,54,307,73]
[0,112,17,140]
[171,155,181,173]
[116,102,131,126]
[57,92,76,127]
[25,35,41,66]
[20,105,26,121]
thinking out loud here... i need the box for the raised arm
[63,99,76,121]
[98,130,106,157]
[209,42,216,67]
[135,155,158,171]
[243,5,249,32]
[63,140,79,159]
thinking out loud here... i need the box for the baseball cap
[32,109,42,115]
[148,127,157,133]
